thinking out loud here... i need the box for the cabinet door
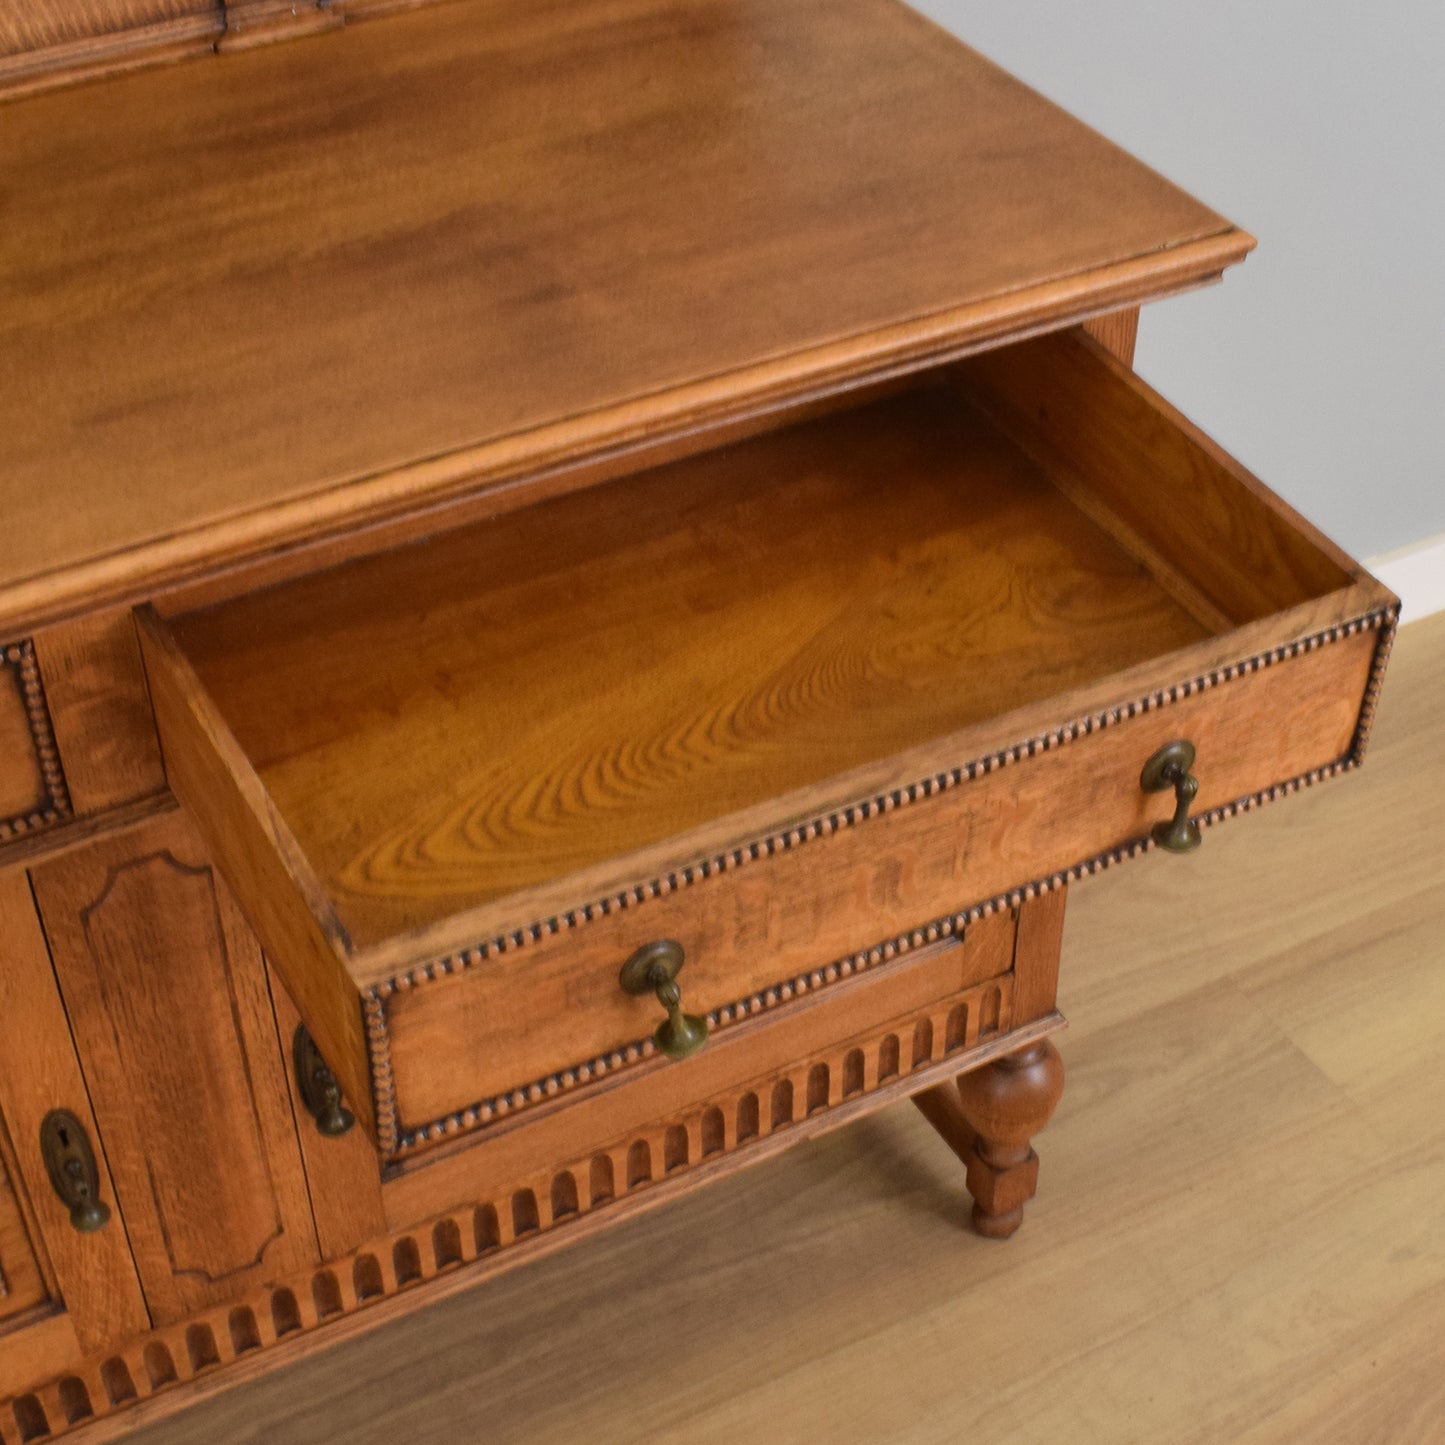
[30,810,318,1324]
[0,1130,79,1401]
[0,867,147,1388]
[0,1143,47,1327]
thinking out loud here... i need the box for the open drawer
[136,328,1396,1156]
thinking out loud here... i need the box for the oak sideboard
[0,1,1396,1439]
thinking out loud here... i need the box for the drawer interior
[149,329,1366,960]
[136,324,1392,1146]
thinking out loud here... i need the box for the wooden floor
[133,613,1445,1445]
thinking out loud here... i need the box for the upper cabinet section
[0,0,1252,635]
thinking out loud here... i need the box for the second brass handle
[1140,739,1202,852]
[619,939,709,1061]
[293,1025,356,1137]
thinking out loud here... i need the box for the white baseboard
[1366,532,1445,623]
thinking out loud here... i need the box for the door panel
[0,1135,48,1322]
[30,810,318,1324]
[0,868,146,1356]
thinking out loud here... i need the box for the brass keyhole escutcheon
[39,1109,110,1234]
[1140,739,1202,852]
[619,939,709,1061]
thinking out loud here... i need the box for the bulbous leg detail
[953,1039,1065,1239]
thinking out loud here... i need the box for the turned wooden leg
[952,1039,1065,1239]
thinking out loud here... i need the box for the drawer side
[956,329,1362,626]
[135,607,376,1137]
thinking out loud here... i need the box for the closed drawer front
[382,868,1018,1150]
[1,615,168,848]
[380,908,1023,1228]
[136,327,1396,1157]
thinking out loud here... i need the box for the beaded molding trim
[365,605,1398,1155]
[0,638,71,843]
[0,980,1021,1445]
[386,905,979,1153]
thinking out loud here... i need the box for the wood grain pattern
[29,812,319,1324]
[169,386,1210,946]
[0,870,147,1355]
[31,611,166,817]
[0,6,1406,1438]
[146,371,923,624]
[383,898,991,1153]
[0,794,176,875]
[94,609,1445,1445]
[146,579,1394,999]
[0,0,1250,634]
[908,1076,975,1171]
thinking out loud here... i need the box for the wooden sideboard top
[0,0,1252,634]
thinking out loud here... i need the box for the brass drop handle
[619,939,709,1061]
[39,1109,111,1234]
[293,1025,356,1137]
[1140,739,1202,852]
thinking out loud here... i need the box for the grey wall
[913,1,1445,560]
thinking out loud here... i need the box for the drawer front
[0,637,69,844]
[0,868,149,1355]
[380,802,1009,1149]
[381,908,1023,1224]
[1,617,166,850]
[374,610,1386,1152]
